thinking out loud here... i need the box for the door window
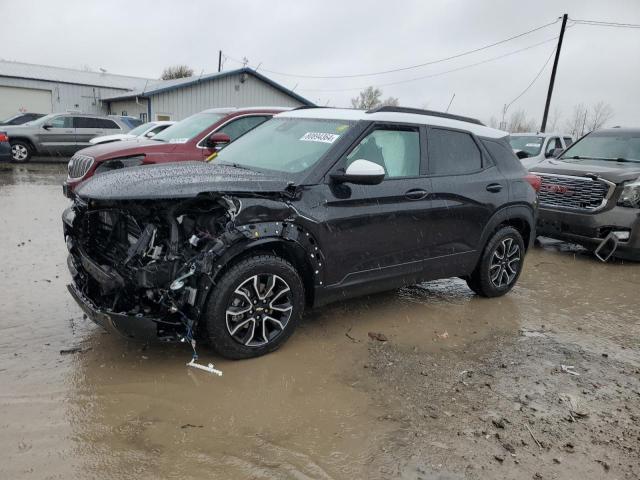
[217,116,270,142]
[95,118,120,129]
[563,137,573,147]
[74,117,97,128]
[428,128,482,175]
[50,116,73,128]
[545,137,562,155]
[346,127,420,178]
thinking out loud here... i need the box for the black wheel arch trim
[478,204,536,251]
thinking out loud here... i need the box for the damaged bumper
[67,281,160,339]
[537,205,640,261]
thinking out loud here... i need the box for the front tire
[203,254,305,359]
[10,140,32,163]
[466,226,525,297]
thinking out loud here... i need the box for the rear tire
[203,254,305,359]
[10,140,32,163]
[466,226,525,297]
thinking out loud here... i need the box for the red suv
[63,107,288,196]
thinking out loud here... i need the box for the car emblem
[541,184,571,194]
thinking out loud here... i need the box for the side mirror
[515,150,529,160]
[145,131,156,138]
[547,148,563,158]
[42,123,53,130]
[330,159,385,185]
[205,132,231,150]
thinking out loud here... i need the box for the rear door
[38,115,75,156]
[426,126,508,261]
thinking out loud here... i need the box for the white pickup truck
[509,132,574,169]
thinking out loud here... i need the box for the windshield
[216,117,355,174]
[1,114,22,124]
[152,113,224,143]
[127,123,154,136]
[509,136,543,156]
[561,131,640,162]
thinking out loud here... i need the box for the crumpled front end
[62,195,246,341]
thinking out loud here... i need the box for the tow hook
[594,232,625,262]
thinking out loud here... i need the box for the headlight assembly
[95,155,145,175]
[617,178,640,208]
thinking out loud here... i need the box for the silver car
[4,113,129,163]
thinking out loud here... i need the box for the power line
[505,46,557,112]
[570,18,640,29]
[226,19,560,79]
[298,35,560,93]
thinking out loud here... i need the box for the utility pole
[218,50,222,72]
[541,13,568,132]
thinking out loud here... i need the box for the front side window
[217,117,354,174]
[216,116,270,142]
[153,112,224,143]
[428,128,482,175]
[50,116,73,128]
[545,137,562,155]
[346,127,420,178]
[564,137,573,147]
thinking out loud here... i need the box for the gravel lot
[1,163,638,479]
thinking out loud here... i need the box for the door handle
[65,130,73,133]
[486,183,503,193]
[405,188,429,200]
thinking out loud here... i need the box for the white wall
[0,76,130,116]
[107,98,149,121]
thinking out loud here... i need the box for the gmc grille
[534,173,614,212]
[68,154,94,179]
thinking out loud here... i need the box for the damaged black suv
[63,107,538,359]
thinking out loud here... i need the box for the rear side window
[96,119,120,129]
[428,128,482,175]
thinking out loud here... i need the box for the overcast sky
[2,0,639,129]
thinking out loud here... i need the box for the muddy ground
[0,163,638,480]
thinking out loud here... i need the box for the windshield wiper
[220,162,254,172]
[561,155,638,162]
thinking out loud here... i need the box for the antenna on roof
[99,67,107,73]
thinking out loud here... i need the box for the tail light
[0,132,8,142]
[524,174,542,192]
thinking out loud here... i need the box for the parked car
[532,127,640,261]
[63,106,539,359]
[4,113,130,162]
[509,132,573,169]
[110,115,143,129]
[63,107,287,196]
[0,112,45,126]
[89,121,175,145]
[0,131,10,161]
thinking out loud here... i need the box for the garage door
[0,86,52,121]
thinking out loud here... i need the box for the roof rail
[291,105,322,111]
[366,106,484,126]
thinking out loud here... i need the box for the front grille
[68,154,94,179]
[534,173,614,212]
[82,210,142,265]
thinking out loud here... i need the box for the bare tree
[487,116,499,129]
[564,103,588,138]
[351,86,399,109]
[160,65,194,80]
[547,107,562,132]
[507,109,537,133]
[588,101,614,131]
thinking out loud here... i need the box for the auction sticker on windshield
[300,132,340,144]
[526,143,541,147]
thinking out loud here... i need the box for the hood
[530,158,640,184]
[77,138,180,158]
[90,133,135,144]
[75,161,291,200]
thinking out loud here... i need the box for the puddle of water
[1,164,638,479]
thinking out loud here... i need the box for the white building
[0,61,313,122]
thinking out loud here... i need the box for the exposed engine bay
[63,193,323,344]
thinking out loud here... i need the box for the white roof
[277,108,508,139]
[0,60,158,90]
